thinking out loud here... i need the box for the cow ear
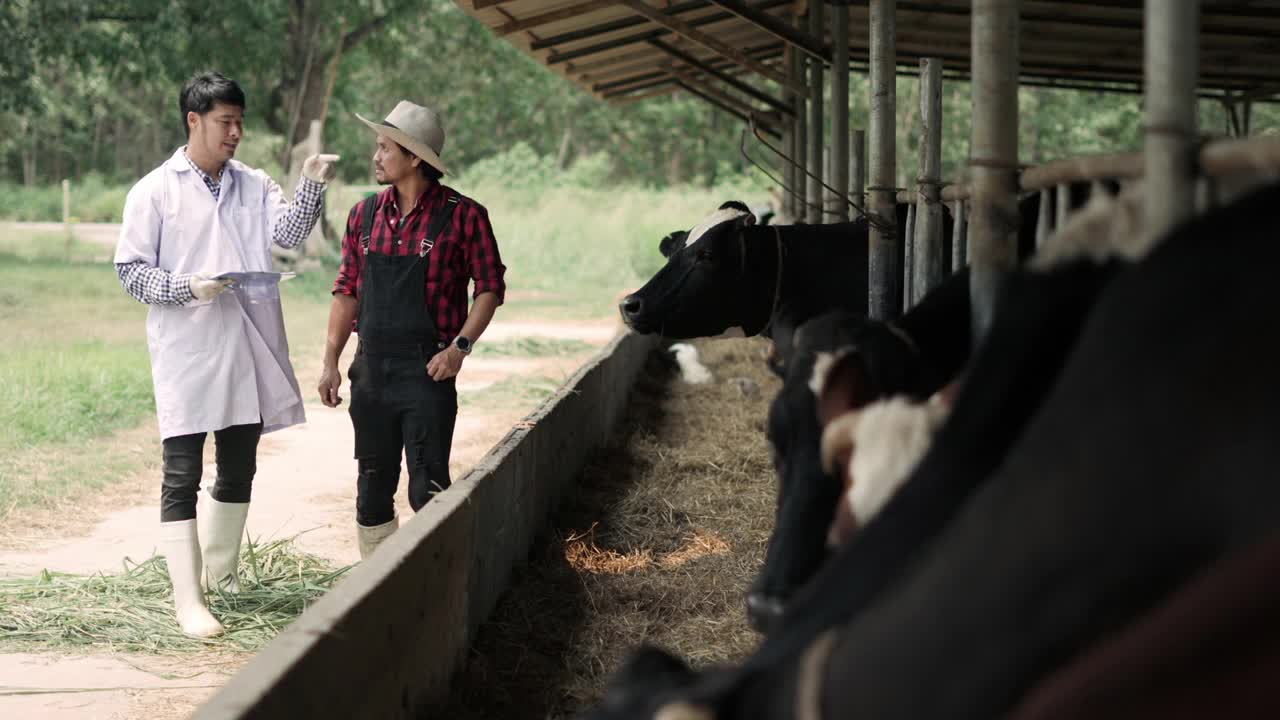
[814,350,875,425]
[659,230,688,258]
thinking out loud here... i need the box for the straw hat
[355,100,449,175]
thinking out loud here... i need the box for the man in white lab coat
[114,71,339,637]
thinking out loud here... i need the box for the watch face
[456,336,471,351]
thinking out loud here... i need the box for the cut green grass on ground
[473,337,595,358]
[0,536,349,654]
[461,375,567,411]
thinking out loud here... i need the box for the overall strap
[420,193,460,257]
[358,194,379,255]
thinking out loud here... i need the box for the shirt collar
[379,180,442,217]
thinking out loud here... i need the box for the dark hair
[179,72,246,138]
[394,141,443,181]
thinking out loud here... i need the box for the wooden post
[807,0,825,223]
[852,128,866,214]
[793,4,808,221]
[1144,0,1199,241]
[969,0,1020,341]
[904,202,917,307]
[830,2,850,222]
[913,57,944,303]
[1035,187,1052,248]
[868,0,898,320]
[952,199,968,269]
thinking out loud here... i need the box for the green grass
[473,337,595,358]
[460,375,567,411]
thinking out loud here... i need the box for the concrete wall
[193,330,660,720]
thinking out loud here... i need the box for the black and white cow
[619,201,953,376]
[579,178,1280,720]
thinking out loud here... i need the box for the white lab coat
[115,148,306,440]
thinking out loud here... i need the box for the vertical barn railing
[1144,0,1200,240]
[913,56,945,304]
[830,1,850,222]
[868,0,899,319]
[968,0,1021,342]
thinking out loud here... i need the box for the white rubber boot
[357,516,399,560]
[200,497,249,593]
[160,519,225,638]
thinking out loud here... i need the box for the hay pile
[0,537,350,653]
[437,337,781,719]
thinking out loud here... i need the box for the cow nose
[619,294,644,321]
[746,590,786,633]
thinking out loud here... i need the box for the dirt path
[0,318,620,720]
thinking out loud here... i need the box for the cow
[619,200,953,378]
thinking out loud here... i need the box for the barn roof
[451,1,1280,118]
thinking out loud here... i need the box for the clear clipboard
[216,271,297,304]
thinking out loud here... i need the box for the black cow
[582,177,1263,720]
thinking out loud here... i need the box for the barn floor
[433,337,782,719]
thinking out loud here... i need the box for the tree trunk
[667,144,683,185]
[556,118,574,169]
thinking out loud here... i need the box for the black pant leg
[210,421,263,503]
[161,431,208,522]
[404,374,457,512]
[349,353,405,526]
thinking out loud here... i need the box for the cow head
[747,312,922,633]
[620,201,773,338]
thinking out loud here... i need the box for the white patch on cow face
[808,349,850,396]
[682,207,754,251]
[844,394,949,524]
[669,343,713,384]
[1029,181,1149,272]
[710,326,747,339]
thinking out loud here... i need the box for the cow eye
[695,248,713,263]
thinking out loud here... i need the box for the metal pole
[868,0,898,319]
[969,0,1020,341]
[1144,0,1199,241]
[852,128,867,214]
[830,2,850,222]
[782,42,796,221]
[793,3,807,221]
[904,201,917,307]
[807,0,825,223]
[913,57,944,303]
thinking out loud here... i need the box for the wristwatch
[453,335,473,355]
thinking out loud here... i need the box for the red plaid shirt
[333,182,506,341]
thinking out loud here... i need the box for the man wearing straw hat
[114,71,340,637]
[318,100,506,558]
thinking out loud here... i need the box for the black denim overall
[348,193,460,526]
